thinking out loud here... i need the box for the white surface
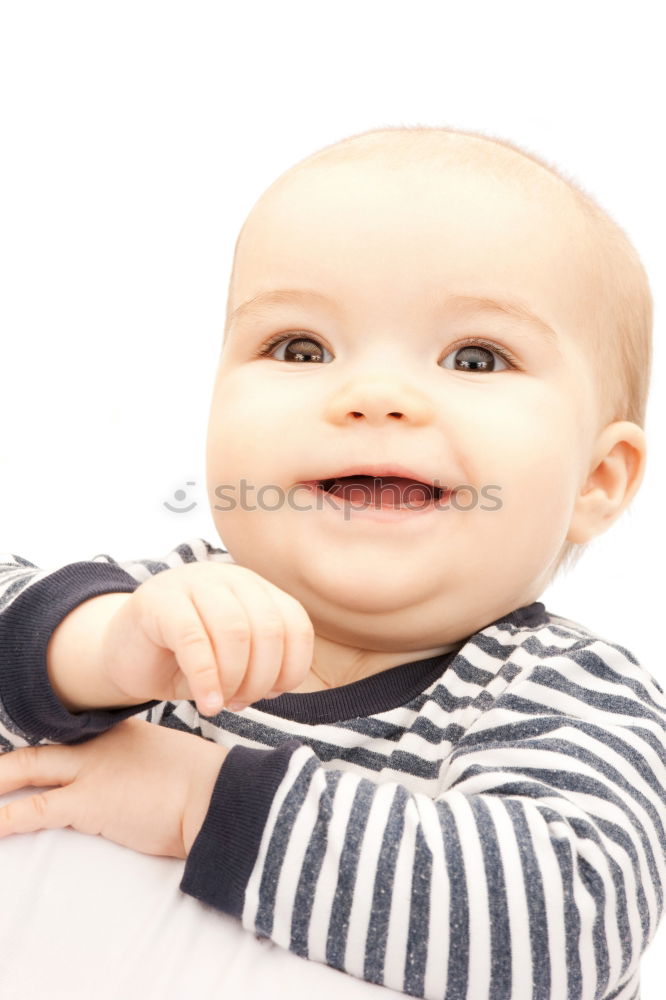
[0,785,403,1000]
[0,780,662,998]
[0,1,664,996]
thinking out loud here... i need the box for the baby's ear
[566,421,647,544]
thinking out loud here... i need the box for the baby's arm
[0,548,312,749]
[179,642,666,1000]
[0,553,151,749]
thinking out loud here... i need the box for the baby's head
[205,126,651,658]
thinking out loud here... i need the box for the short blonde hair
[231,125,653,583]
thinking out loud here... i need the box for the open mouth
[315,474,448,507]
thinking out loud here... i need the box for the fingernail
[203,693,223,714]
[265,689,282,699]
[228,700,249,712]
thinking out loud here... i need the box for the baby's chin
[303,564,454,618]
[214,511,537,638]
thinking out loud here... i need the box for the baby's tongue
[328,475,432,507]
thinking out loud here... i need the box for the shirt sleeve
[0,554,160,748]
[180,646,666,1000]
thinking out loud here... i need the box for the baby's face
[205,159,603,648]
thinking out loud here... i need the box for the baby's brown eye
[263,336,331,363]
[442,344,509,373]
[284,339,324,362]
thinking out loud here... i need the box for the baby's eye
[255,333,332,363]
[440,341,512,373]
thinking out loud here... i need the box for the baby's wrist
[182,743,229,855]
[46,593,137,712]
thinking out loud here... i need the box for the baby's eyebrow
[229,288,339,327]
[450,294,560,346]
[228,287,560,347]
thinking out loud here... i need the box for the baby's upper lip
[300,463,451,490]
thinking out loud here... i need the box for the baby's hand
[0,717,228,858]
[100,563,315,716]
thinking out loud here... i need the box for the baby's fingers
[190,577,288,709]
[250,584,315,697]
[144,584,252,716]
[0,785,75,836]
[0,746,76,837]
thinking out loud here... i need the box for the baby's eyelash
[252,332,522,370]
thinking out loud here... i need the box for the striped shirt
[0,537,664,1000]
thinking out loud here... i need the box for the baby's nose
[323,377,435,426]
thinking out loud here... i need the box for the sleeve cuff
[180,738,304,918]
[0,562,161,744]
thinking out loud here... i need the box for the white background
[0,1,664,995]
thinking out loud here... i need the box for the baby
[0,126,664,1000]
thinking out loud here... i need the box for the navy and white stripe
[0,539,664,999]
